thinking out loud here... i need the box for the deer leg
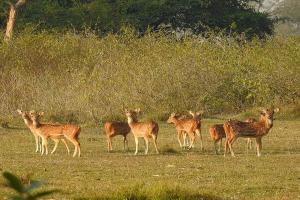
[256,137,262,157]
[187,132,195,150]
[67,137,80,157]
[134,137,139,155]
[228,136,237,157]
[144,137,149,155]
[107,136,112,152]
[196,129,203,151]
[224,137,229,157]
[41,137,48,155]
[218,138,222,154]
[34,135,40,152]
[51,138,59,154]
[106,136,110,152]
[183,132,187,148]
[214,140,219,155]
[177,130,183,148]
[124,136,129,151]
[184,132,189,148]
[152,135,159,154]
[61,138,70,155]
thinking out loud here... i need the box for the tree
[4,0,26,42]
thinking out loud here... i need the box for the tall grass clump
[0,30,299,124]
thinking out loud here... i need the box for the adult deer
[209,124,225,154]
[125,109,159,155]
[209,118,257,155]
[17,109,70,154]
[223,108,279,157]
[189,111,203,149]
[17,109,42,153]
[167,113,189,149]
[104,121,131,152]
[29,111,81,157]
[167,111,203,150]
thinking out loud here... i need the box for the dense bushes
[0,0,274,38]
[0,31,299,124]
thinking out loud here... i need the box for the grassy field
[0,119,299,200]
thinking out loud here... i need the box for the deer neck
[22,117,32,127]
[127,116,138,127]
[173,118,180,125]
[23,118,38,133]
[32,120,42,128]
[258,118,273,133]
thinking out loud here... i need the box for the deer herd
[17,107,279,158]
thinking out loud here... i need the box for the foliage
[2,171,58,200]
[0,0,274,38]
[0,31,299,124]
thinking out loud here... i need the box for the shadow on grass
[76,185,223,200]
[161,145,181,155]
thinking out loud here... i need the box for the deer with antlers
[17,109,70,154]
[28,111,81,157]
[104,121,131,152]
[125,108,159,155]
[167,111,203,150]
[223,108,279,157]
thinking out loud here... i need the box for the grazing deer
[29,111,81,157]
[209,124,225,154]
[125,109,159,155]
[223,108,279,157]
[104,121,131,152]
[167,111,203,150]
[17,110,70,154]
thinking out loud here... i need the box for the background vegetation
[0,0,274,39]
[0,30,299,125]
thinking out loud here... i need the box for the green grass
[0,119,299,199]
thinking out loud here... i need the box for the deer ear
[124,109,128,113]
[17,109,22,114]
[189,111,195,116]
[261,108,267,113]
[135,108,141,113]
[39,112,44,116]
[196,111,204,115]
[29,110,35,114]
[274,108,279,113]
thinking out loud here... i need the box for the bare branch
[15,0,26,9]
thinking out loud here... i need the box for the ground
[0,119,299,199]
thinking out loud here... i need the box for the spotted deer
[223,108,279,157]
[29,111,81,157]
[167,113,189,149]
[167,111,203,150]
[17,109,70,154]
[209,124,225,154]
[209,118,257,155]
[189,111,203,149]
[125,109,159,155]
[104,121,131,152]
